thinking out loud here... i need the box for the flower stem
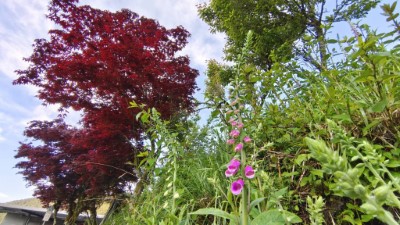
[241,149,249,225]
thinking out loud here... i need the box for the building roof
[0,203,103,222]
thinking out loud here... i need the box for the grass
[4,198,43,208]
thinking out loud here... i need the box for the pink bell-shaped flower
[245,165,255,179]
[231,179,244,195]
[225,159,240,177]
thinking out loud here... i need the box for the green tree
[198,0,381,71]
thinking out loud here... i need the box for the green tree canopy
[198,0,381,70]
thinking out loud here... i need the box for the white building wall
[0,213,64,225]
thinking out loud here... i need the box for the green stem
[172,147,177,214]
[380,163,400,191]
[366,198,399,225]
[241,149,249,225]
[356,150,385,185]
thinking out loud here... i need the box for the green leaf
[332,113,352,122]
[370,98,388,113]
[251,209,285,225]
[129,101,138,108]
[250,197,266,210]
[272,187,288,199]
[137,151,148,157]
[147,158,156,167]
[210,109,220,118]
[344,46,353,52]
[135,111,143,121]
[385,161,400,168]
[282,210,303,223]
[282,171,299,177]
[141,112,150,123]
[294,154,309,165]
[250,75,261,83]
[354,74,373,82]
[327,39,338,43]
[189,208,238,223]
[362,119,382,136]
[310,169,324,178]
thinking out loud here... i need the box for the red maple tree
[14,0,198,219]
[15,120,81,214]
[15,119,109,224]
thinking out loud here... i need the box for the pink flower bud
[230,99,239,106]
[226,139,235,145]
[243,136,251,143]
[235,143,243,152]
[229,130,240,138]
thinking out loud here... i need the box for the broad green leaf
[282,210,302,223]
[189,208,239,223]
[251,209,285,225]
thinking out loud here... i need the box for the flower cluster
[224,100,255,195]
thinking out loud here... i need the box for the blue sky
[0,0,395,203]
[0,0,225,203]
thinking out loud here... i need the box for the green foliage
[105,104,232,224]
[305,120,400,224]
[306,196,325,225]
[198,0,305,67]
[105,1,400,225]
[198,0,381,70]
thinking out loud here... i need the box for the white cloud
[0,0,52,80]
[0,192,9,199]
[0,0,225,202]
[19,104,61,127]
[79,0,226,67]
[0,128,5,142]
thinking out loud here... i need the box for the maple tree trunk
[89,203,97,225]
[132,169,149,205]
[64,201,76,225]
[65,198,82,225]
[132,138,159,205]
[52,201,60,225]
